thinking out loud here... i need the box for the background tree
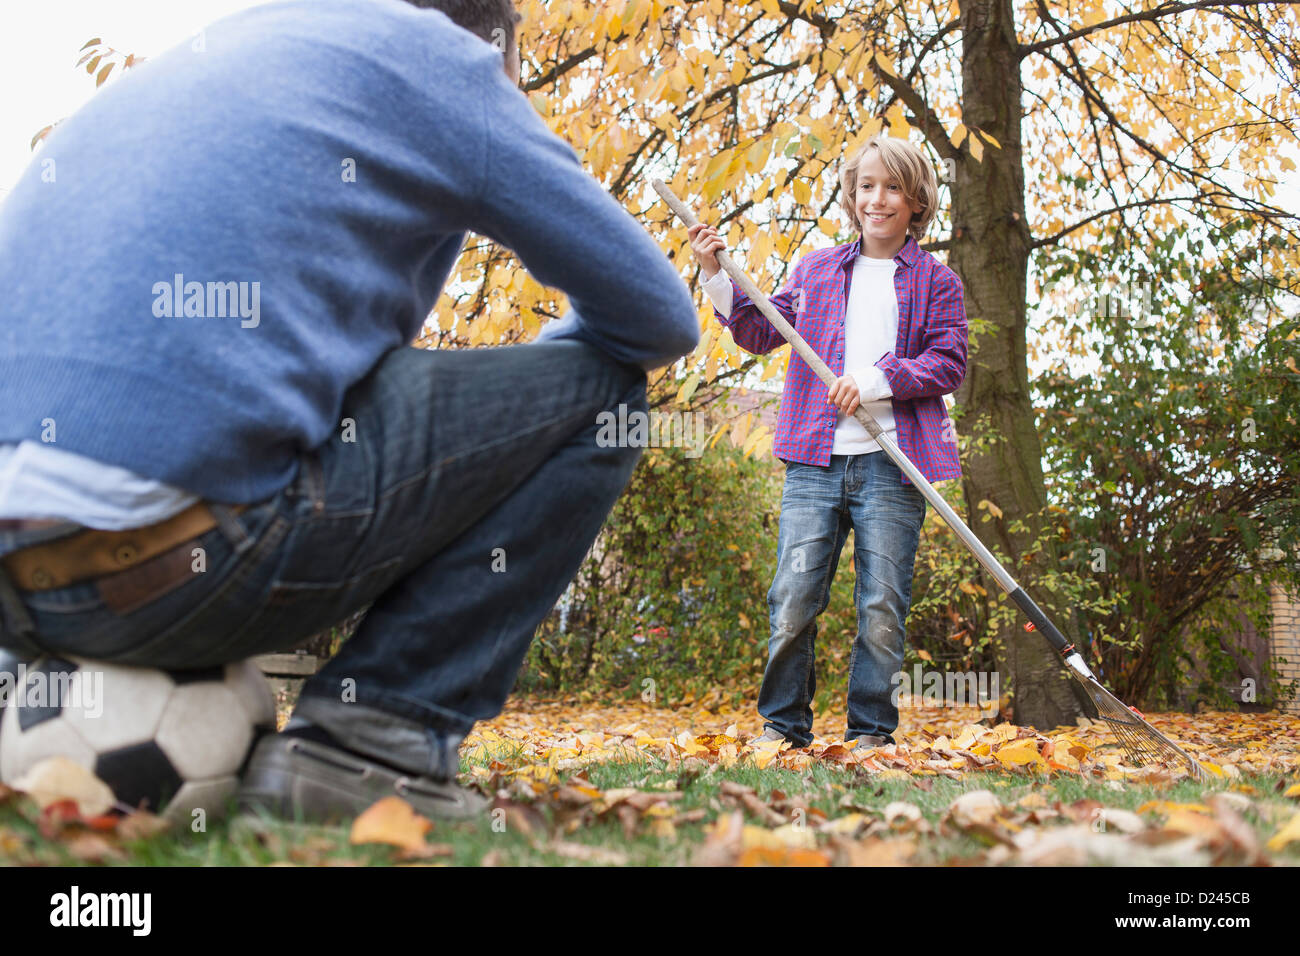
[44,6,1297,722]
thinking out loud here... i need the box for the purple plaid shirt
[715,234,967,485]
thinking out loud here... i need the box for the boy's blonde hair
[837,136,939,241]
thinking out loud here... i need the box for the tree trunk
[949,0,1089,728]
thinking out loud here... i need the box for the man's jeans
[758,452,927,746]
[0,340,647,781]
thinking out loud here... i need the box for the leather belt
[2,501,248,592]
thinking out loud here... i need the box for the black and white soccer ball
[0,649,275,823]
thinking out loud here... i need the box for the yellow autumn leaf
[677,371,701,404]
[674,731,709,756]
[513,763,561,784]
[1162,810,1221,838]
[350,796,433,852]
[768,822,819,849]
[1136,800,1212,815]
[884,101,909,136]
[1266,813,1300,852]
[730,412,752,448]
[994,737,1046,770]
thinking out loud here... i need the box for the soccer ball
[0,649,276,823]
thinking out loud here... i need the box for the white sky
[1,1,275,195]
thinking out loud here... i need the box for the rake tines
[1066,669,1204,780]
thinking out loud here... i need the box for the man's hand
[827,374,860,416]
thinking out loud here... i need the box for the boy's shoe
[749,728,806,749]
[847,735,889,760]
[234,732,488,826]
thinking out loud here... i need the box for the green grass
[2,754,1295,866]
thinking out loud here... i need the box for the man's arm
[467,60,698,372]
[874,270,967,399]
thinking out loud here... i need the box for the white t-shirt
[702,253,898,454]
[0,440,197,529]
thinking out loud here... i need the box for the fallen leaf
[549,840,630,865]
[883,801,927,833]
[1093,808,1145,834]
[1136,800,1212,815]
[994,737,1046,771]
[12,757,115,817]
[0,827,27,858]
[835,836,917,866]
[694,811,744,866]
[737,846,830,866]
[1266,812,1300,852]
[1161,810,1223,840]
[115,811,171,841]
[818,813,869,836]
[349,796,432,852]
[64,832,125,863]
[946,790,1003,829]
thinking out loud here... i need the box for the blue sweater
[0,0,698,504]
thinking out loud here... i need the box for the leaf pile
[464,698,1300,782]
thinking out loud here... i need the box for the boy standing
[688,136,967,752]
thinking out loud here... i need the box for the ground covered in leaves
[0,698,1298,866]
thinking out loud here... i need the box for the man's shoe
[235,733,488,826]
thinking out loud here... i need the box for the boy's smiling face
[854,148,922,258]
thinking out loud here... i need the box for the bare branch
[869,61,960,160]
[1031,196,1201,249]
[1019,0,1278,60]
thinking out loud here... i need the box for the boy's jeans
[759,452,927,746]
[0,340,647,781]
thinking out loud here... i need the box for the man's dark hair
[404,0,522,49]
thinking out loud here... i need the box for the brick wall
[1272,583,1300,713]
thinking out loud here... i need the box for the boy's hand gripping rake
[652,178,1203,781]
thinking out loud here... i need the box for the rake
[652,178,1204,781]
